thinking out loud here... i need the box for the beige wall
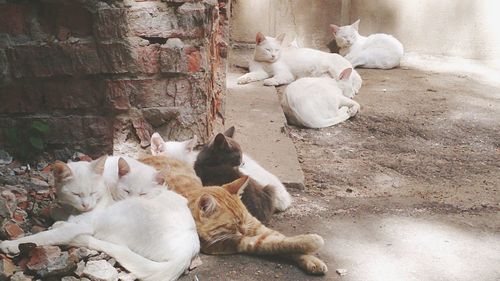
[230,0,343,50]
[231,0,500,60]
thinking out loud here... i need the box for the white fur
[282,72,360,128]
[150,133,292,211]
[237,33,362,96]
[1,159,199,281]
[332,19,404,69]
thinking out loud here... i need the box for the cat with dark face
[194,129,276,225]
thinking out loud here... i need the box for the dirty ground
[181,61,500,281]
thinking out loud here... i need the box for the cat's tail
[82,235,198,281]
[303,106,351,128]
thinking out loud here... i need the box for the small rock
[30,178,49,189]
[26,246,76,278]
[346,188,353,193]
[0,256,16,278]
[9,271,34,281]
[69,247,99,261]
[88,252,111,261]
[336,268,348,276]
[4,222,24,238]
[0,149,12,165]
[75,260,86,277]
[107,258,116,267]
[83,260,119,281]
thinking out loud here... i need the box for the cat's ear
[222,176,249,197]
[52,161,73,182]
[351,19,360,31]
[198,194,218,216]
[118,157,130,178]
[154,168,169,185]
[213,133,229,150]
[330,24,340,35]
[150,132,166,155]
[276,33,286,43]
[186,135,198,152]
[223,126,235,138]
[339,68,353,81]
[256,32,266,45]
[90,155,107,175]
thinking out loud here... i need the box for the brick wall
[0,0,229,159]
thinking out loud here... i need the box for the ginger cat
[140,155,328,275]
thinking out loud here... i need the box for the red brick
[160,44,186,73]
[127,4,179,38]
[109,79,174,109]
[4,222,24,238]
[94,7,129,39]
[0,4,31,35]
[135,44,160,74]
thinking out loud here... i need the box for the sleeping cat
[140,155,328,275]
[237,32,362,94]
[194,132,275,224]
[150,128,292,212]
[0,156,200,281]
[330,19,404,69]
[282,68,360,128]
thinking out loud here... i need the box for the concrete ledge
[224,71,305,190]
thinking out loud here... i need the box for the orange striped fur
[139,155,328,274]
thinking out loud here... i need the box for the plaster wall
[231,0,500,61]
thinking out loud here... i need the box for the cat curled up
[150,127,292,213]
[237,32,362,97]
[0,156,200,281]
[140,155,328,275]
[331,19,404,69]
[282,68,360,128]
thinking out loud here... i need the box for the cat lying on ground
[237,32,362,94]
[331,19,404,69]
[282,68,360,128]
[194,132,276,224]
[0,156,199,281]
[150,127,292,212]
[140,155,328,275]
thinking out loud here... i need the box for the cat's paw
[237,75,252,84]
[0,240,20,255]
[299,255,328,275]
[302,234,324,253]
[274,190,292,212]
[263,78,279,86]
[348,105,359,117]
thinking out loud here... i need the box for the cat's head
[53,156,107,212]
[330,19,360,48]
[196,127,242,167]
[150,132,198,165]
[254,32,286,63]
[112,157,162,200]
[336,68,357,97]
[191,176,255,253]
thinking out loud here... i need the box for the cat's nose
[82,203,89,210]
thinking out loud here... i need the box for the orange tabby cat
[139,155,328,274]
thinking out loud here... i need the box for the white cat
[331,19,404,69]
[0,157,200,281]
[282,68,360,128]
[237,32,362,95]
[150,130,292,212]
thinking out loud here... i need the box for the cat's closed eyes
[140,155,328,275]
[2,156,200,281]
[194,131,276,224]
[331,19,404,69]
[150,128,293,212]
[237,32,362,95]
[282,68,360,128]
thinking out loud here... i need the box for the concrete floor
[180,57,500,281]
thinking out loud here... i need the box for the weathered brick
[109,79,173,108]
[4,222,24,238]
[0,79,106,114]
[94,7,129,39]
[128,3,189,38]
[97,41,136,74]
[160,43,186,73]
[0,4,32,35]
[38,2,93,38]
[0,49,9,81]
[135,44,160,74]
